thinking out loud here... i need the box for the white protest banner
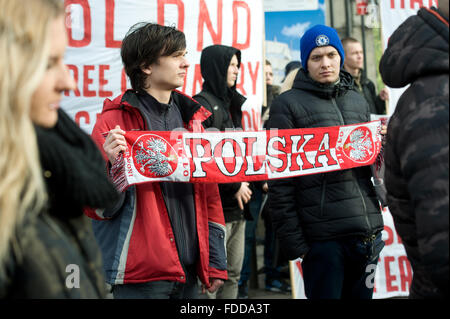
[264,0,319,12]
[62,0,264,133]
[290,206,413,299]
[379,0,439,115]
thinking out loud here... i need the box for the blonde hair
[280,68,300,94]
[0,0,64,264]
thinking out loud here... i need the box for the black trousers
[302,232,384,299]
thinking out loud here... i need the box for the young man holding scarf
[87,23,227,299]
[267,25,386,299]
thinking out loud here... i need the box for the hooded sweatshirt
[194,45,247,222]
[380,7,449,299]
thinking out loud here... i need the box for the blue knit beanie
[300,25,345,71]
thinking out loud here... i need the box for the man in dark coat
[194,44,252,299]
[267,25,385,299]
[342,37,389,115]
[379,4,449,299]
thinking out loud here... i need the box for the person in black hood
[194,44,252,299]
[267,25,386,299]
[379,4,449,299]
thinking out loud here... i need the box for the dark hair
[121,22,186,92]
[284,61,301,76]
[341,37,360,49]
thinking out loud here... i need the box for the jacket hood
[380,7,449,88]
[292,68,355,99]
[200,45,241,101]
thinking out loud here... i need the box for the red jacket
[86,90,227,286]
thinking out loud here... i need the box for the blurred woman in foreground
[0,0,117,298]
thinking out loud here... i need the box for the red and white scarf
[111,121,382,192]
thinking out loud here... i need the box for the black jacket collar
[292,68,355,99]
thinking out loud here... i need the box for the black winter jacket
[194,45,247,223]
[354,70,386,115]
[267,68,383,259]
[0,109,118,298]
[380,7,449,299]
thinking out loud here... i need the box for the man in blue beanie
[267,24,386,299]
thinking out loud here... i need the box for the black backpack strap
[194,91,224,130]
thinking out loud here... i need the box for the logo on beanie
[315,35,330,47]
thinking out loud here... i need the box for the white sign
[264,0,319,12]
[379,0,439,115]
[62,0,265,134]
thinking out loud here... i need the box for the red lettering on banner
[105,0,122,48]
[247,62,259,95]
[65,64,81,96]
[121,68,129,93]
[181,72,188,94]
[390,0,438,9]
[75,111,90,126]
[158,0,185,31]
[197,0,223,51]
[391,0,405,8]
[65,0,91,47]
[385,256,399,292]
[235,63,247,96]
[99,65,113,97]
[83,65,96,97]
[295,261,304,277]
[289,135,315,171]
[241,110,260,131]
[241,111,251,130]
[66,64,121,97]
[314,133,338,168]
[185,138,213,178]
[214,138,244,176]
[243,136,265,175]
[384,225,394,245]
[410,0,423,7]
[232,1,251,50]
[398,256,412,291]
[251,109,261,130]
[243,137,257,157]
[191,64,203,96]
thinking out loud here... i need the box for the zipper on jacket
[331,98,372,234]
[354,172,372,234]
[176,199,188,274]
[164,107,169,131]
[331,98,345,125]
[163,194,188,280]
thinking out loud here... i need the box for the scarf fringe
[110,153,129,193]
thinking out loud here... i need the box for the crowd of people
[0,0,447,300]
